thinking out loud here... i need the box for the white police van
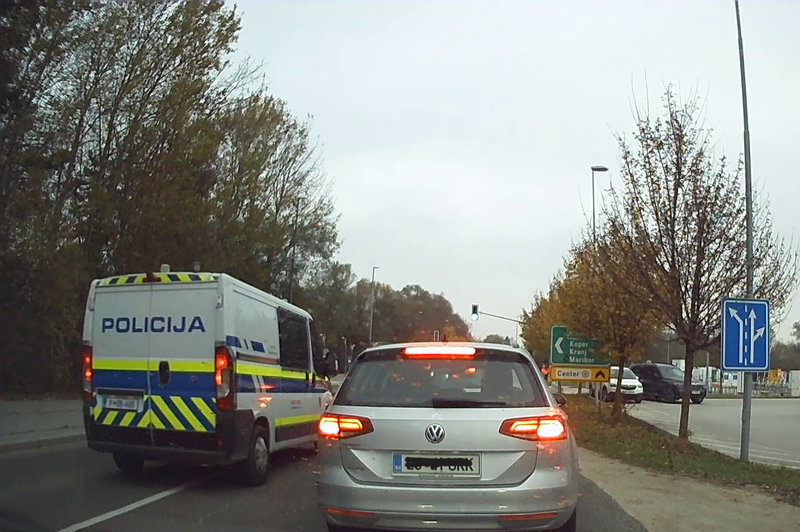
[81,266,336,486]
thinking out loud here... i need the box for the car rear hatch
[324,345,563,488]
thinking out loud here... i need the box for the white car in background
[589,366,644,403]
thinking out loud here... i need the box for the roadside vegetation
[565,394,800,506]
[522,86,798,438]
[0,1,469,395]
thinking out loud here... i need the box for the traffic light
[471,304,479,321]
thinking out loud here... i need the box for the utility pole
[735,0,755,462]
[590,165,608,404]
[368,266,379,344]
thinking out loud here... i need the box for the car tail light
[215,345,234,410]
[318,413,374,439]
[403,346,476,358]
[499,414,567,441]
[81,345,93,402]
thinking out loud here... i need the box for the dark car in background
[629,362,707,404]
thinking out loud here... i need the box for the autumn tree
[521,274,569,366]
[483,334,513,345]
[558,232,661,418]
[0,0,341,393]
[600,86,798,438]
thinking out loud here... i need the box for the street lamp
[368,266,380,344]
[590,165,609,242]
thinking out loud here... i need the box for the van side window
[277,308,310,371]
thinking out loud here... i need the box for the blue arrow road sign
[721,298,770,371]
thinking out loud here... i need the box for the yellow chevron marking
[119,411,136,427]
[151,395,185,430]
[191,397,216,426]
[171,396,205,431]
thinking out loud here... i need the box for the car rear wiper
[431,398,508,408]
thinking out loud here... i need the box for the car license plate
[103,396,141,411]
[392,453,481,476]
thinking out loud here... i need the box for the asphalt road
[0,442,650,532]
[628,398,800,469]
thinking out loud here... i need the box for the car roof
[361,341,535,362]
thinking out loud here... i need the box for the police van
[81,266,336,486]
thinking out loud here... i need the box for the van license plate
[103,396,140,411]
[392,453,481,476]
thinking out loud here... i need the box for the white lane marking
[55,480,198,532]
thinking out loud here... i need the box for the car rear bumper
[83,404,253,464]
[317,465,578,531]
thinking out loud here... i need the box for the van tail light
[81,345,93,402]
[499,414,567,441]
[318,414,374,439]
[215,345,234,410]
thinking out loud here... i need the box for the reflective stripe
[93,359,213,372]
[275,414,321,427]
[98,273,216,285]
[93,395,217,432]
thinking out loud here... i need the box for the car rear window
[335,348,548,408]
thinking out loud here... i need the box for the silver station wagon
[316,342,579,532]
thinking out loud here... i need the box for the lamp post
[590,165,609,242]
[368,266,379,344]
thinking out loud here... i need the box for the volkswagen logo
[425,423,445,444]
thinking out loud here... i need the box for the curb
[0,434,85,454]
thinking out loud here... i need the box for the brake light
[403,346,476,357]
[215,345,234,410]
[81,345,93,402]
[499,415,567,441]
[318,414,374,439]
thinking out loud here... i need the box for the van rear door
[148,282,218,449]
[92,283,153,445]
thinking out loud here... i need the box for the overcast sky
[234,0,799,342]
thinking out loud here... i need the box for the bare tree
[601,86,798,438]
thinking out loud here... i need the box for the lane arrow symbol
[555,336,564,354]
[748,309,764,365]
[594,370,606,379]
[729,307,744,365]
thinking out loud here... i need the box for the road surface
[0,442,649,532]
[628,398,800,469]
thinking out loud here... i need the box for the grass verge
[563,393,800,507]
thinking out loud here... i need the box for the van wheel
[556,509,577,532]
[113,453,144,476]
[238,425,270,487]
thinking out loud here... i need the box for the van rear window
[335,349,547,408]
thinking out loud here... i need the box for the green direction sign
[549,325,607,366]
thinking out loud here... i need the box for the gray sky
[234,0,800,341]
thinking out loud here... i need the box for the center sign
[549,325,610,383]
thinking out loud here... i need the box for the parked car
[629,362,707,404]
[589,366,644,403]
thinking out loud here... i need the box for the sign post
[549,326,610,402]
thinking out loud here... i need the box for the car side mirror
[553,393,567,407]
